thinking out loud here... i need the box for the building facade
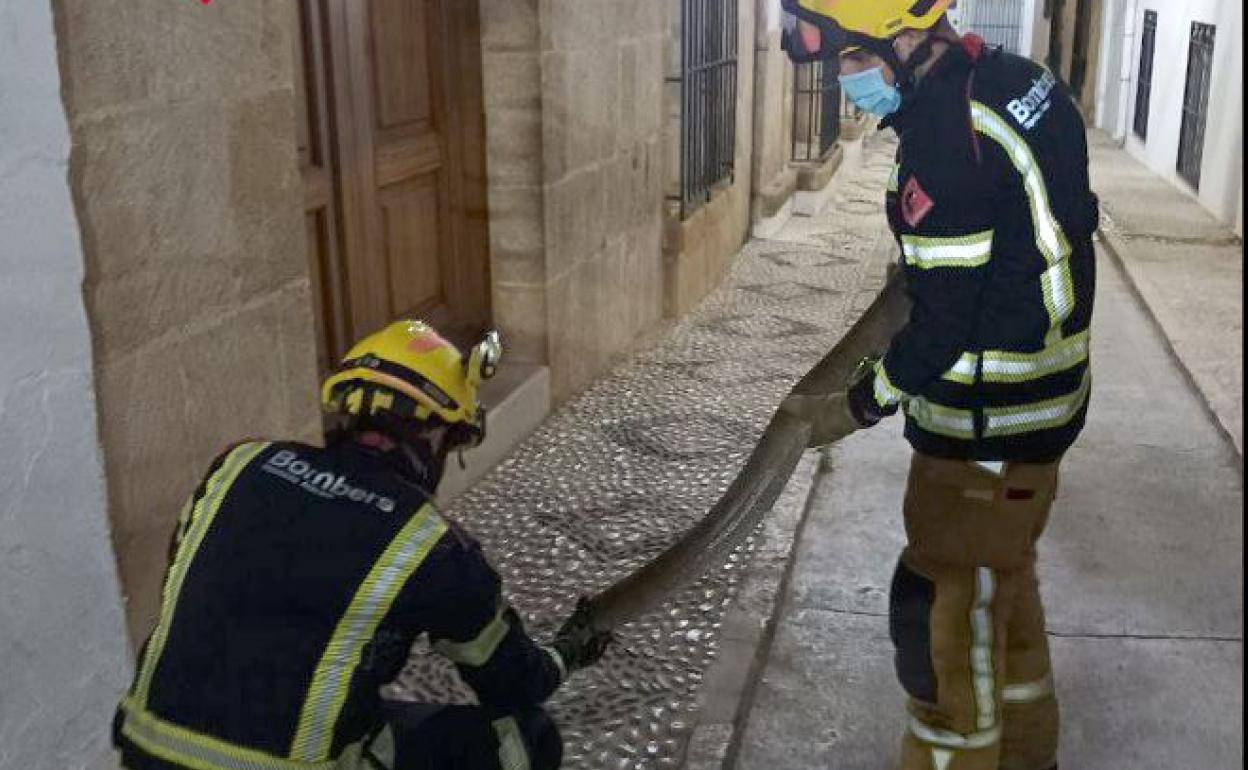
[0,1,866,767]
[957,0,1242,232]
[1090,0,1243,233]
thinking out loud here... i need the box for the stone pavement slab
[732,247,1244,769]
[1088,130,1244,459]
[383,131,902,770]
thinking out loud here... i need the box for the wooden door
[296,0,491,373]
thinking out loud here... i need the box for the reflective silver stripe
[943,332,1090,386]
[906,398,976,440]
[874,361,907,407]
[292,507,448,761]
[908,717,1002,750]
[493,717,532,770]
[888,163,901,192]
[1003,673,1055,704]
[970,568,997,731]
[984,370,1091,437]
[971,101,1077,339]
[901,232,993,269]
[121,700,332,770]
[970,103,1069,267]
[942,353,978,385]
[1040,260,1077,334]
[980,332,1089,382]
[135,442,270,708]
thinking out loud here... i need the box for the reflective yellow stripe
[291,506,447,762]
[942,331,1090,385]
[901,231,993,269]
[984,370,1091,437]
[1041,260,1077,342]
[941,353,979,385]
[121,699,332,770]
[971,102,1077,338]
[887,163,901,193]
[134,442,270,708]
[873,361,907,407]
[905,398,976,439]
[434,599,512,667]
[981,331,1089,383]
[970,103,1069,266]
[492,717,532,770]
[542,646,568,682]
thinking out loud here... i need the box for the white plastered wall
[0,1,132,768]
[1102,0,1243,230]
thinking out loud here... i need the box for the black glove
[845,357,898,428]
[552,597,612,676]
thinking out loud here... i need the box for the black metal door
[1177,22,1216,190]
[1133,10,1158,139]
[1069,0,1094,98]
[1045,0,1065,76]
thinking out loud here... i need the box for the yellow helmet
[795,0,952,40]
[321,320,502,445]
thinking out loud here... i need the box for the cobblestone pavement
[384,131,900,769]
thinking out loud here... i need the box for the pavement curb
[679,450,826,770]
[1096,222,1244,469]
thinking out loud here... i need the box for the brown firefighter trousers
[891,453,1061,770]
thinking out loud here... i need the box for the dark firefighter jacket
[113,440,564,770]
[874,35,1099,462]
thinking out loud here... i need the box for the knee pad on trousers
[890,559,937,704]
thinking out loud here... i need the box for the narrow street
[732,245,1245,769]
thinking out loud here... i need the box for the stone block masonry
[52,0,322,640]
[481,0,669,402]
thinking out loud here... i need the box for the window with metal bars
[670,0,739,216]
[1133,10,1157,140]
[953,0,1026,54]
[791,62,842,163]
[1176,22,1215,190]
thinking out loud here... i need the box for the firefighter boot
[891,454,1061,770]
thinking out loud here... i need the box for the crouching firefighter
[780,1,1100,769]
[112,321,612,770]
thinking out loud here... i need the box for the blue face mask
[839,66,903,117]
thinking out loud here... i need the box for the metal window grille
[1176,22,1215,190]
[1133,10,1158,140]
[791,62,842,162]
[952,0,1025,54]
[671,0,739,216]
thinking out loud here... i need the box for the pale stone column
[52,0,321,639]
[0,2,131,768]
[481,0,668,401]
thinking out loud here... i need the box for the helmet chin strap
[847,30,941,93]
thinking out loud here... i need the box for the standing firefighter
[112,321,610,770]
[781,1,1098,769]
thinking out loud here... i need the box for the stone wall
[0,2,132,768]
[750,0,797,222]
[481,0,668,401]
[52,0,321,639]
[663,0,758,317]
